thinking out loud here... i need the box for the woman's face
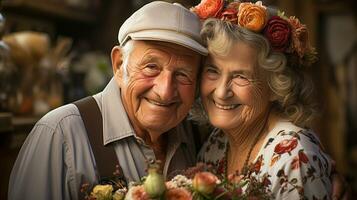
[200,41,272,130]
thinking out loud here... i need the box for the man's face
[113,41,201,137]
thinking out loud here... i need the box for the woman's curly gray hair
[191,18,316,127]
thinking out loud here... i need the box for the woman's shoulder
[263,121,326,155]
[255,121,333,199]
[256,120,333,179]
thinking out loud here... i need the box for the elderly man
[8,2,207,199]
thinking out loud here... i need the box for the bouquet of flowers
[82,162,273,200]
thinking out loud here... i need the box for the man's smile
[145,98,177,107]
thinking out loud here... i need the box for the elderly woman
[192,1,333,199]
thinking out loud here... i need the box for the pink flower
[165,188,192,200]
[220,8,238,24]
[128,185,150,200]
[191,0,224,19]
[192,172,219,195]
[165,181,176,190]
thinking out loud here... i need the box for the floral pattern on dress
[198,121,332,200]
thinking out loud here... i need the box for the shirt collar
[99,78,135,145]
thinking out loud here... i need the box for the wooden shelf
[1,0,96,24]
[0,112,40,134]
[0,112,12,133]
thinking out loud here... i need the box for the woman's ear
[111,46,124,84]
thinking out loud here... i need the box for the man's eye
[143,64,160,76]
[206,68,218,74]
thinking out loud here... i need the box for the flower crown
[191,0,318,68]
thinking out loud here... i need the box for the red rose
[274,138,298,155]
[264,16,291,52]
[191,0,224,19]
[219,8,238,24]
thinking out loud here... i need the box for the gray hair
[195,18,315,127]
[120,40,135,84]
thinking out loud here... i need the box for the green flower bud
[143,164,166,198]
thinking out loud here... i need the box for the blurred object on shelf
[2,31,73,116]
[73,52,111,95]
[64,51,111,102]
[0,112,12,133]
[0,14,18,113]
[0,13,5,37]
[65,0,91,10]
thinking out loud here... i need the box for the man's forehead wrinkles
[139,47,193,65]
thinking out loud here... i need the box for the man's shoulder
[37,103,82,130]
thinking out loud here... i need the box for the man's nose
[215,76,233,100]
[153,71,178,101]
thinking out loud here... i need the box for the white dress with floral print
[198,121,332,200]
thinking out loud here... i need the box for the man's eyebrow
[140,54,162,64]
[177,66,193,73]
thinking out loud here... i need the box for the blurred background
[0,0,356,199]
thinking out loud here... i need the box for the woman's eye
[233,74,251,86]
[204,67,219,79]
[234,74,247,80]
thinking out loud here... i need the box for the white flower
[171,175,192,188]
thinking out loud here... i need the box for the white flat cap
[118,1,208,56]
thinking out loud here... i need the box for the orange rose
[238,1,268,32]
[191,0,224,19]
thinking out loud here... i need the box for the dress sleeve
[268,134,332,199]
[8,123,73,200]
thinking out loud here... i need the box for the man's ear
[111,46,124,84]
